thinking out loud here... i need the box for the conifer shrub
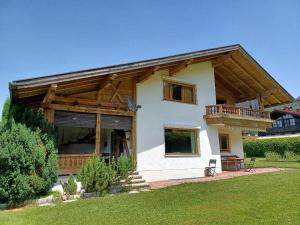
[78,155,111,195]
[0,122,57,205]
[0,98,58,206]
[116,154,134,182]
[65,175,77,195]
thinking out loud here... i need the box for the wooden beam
[110,73,119,80]
[169,59,194,76]
[42,84,57,106]
[97,79,112,104]
[219,65,255,93]
[137,66,160,83]
[131,115,137,164]
[109,81,124,103]
[218,64,273,105]
[215,71,245,97]
[132,77,137,102]
[211,53,232,68]
[95,113,101,156]
[53,96,127,109]
[47,103,135,116]
[43,108,54,123]
[229,57,281,104]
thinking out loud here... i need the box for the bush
[244,136,300,157]
[0,122,57,205]
[78,155,112,195]
[64,175,77,195]
[116,154,134,182]
[265,151,282,161]
[284,151,300,161]
[0,99,58,205]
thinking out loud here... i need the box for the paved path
[149,167,285,189]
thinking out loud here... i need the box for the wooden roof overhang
[10,44,294,107]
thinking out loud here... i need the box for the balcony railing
[206,105,271,119]
[58,154,92,175]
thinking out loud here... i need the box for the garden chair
[205,159,217,176]
[244,157,256,172]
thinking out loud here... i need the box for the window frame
[163,80,197,104]
[219,133,230,152]
[164,127,200,157]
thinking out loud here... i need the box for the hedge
[244,136,300,157]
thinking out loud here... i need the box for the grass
[1,160,300,225]
[253,157,300,169]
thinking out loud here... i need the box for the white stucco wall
[219,128,244,158]
[136,62,222,181]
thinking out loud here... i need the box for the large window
[219,133,230,152]
[163,80,196,104]
[57,126,95,154]
[164,128,199,155]
[54,111,96,154]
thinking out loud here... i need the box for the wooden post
[43,108,54,123]
[132,77,137,165]
[132,115,137,164]
[95,113,101,156]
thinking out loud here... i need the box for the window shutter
[183,86,193,103]
[164,82,171,100]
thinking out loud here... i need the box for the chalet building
[9,45,293,181]
[259,107,300,136]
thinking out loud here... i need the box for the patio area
[149,167,285,189]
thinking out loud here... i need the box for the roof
[266,98,300,112]
[271,107,300,119]
[10,44,294,107]
[11,45,241,88]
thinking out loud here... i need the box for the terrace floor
[149,167,284,189]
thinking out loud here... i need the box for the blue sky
[0,0,299,117]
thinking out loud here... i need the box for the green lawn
[254,157,300,169]
[1,160,300,225]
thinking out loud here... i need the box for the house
[9,44,293,181]
[259,106,300,136]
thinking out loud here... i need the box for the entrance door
[101,115,132,163]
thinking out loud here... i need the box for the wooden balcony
[58,154,92,175]
[204,105,273,131]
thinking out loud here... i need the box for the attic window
[163,80,196,104]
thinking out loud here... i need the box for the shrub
[265,151,282,161]
[284,151,300,161]
[78,155,111,195]
[64,175,77,195]
[0,99,58,205]
[0,122,57,205]
[244,136,300,157]
[116,154,134,182]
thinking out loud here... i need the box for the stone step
[130,179,146,184]
[124,182,150,190]
[131,171,139,175]
[120,178,146,184]
[128,174,142,179]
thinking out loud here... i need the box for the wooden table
[221,156,244,171]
